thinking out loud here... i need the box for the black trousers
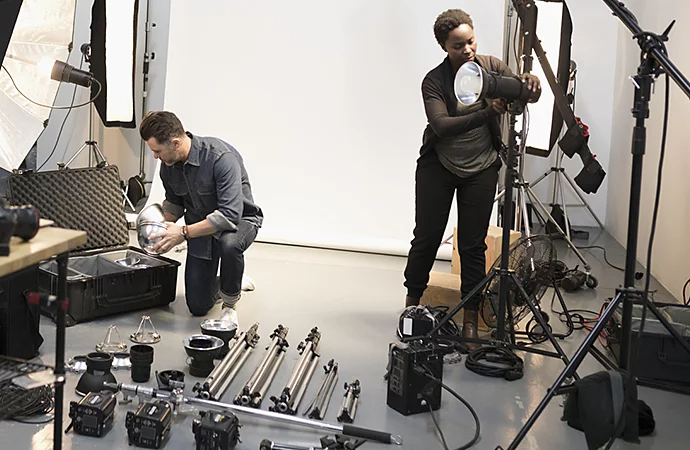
[404,151,500,311]
[185,220,258,316]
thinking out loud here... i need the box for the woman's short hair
[434,9,474,49]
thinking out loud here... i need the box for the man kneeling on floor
[140,111,263,322]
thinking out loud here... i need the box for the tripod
[62,102,108,169]
[406,105,578,373]
[530,137,606,236]
[502,2,690,449]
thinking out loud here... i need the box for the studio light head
[454,61,541,107]
[37,57,95,88]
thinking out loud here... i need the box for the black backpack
[562,370,655,449]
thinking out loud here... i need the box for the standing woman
[403,9,540,348]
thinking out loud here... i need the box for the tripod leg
[92,143,109,167]
[505,293,624,450]
[524,187,591,271]
[557,173,572,242]
[561,169,606,229]
[64,143,90,167]
[123,189,137,212]
[510,273,577,377]
[552,280,574,337]
[528,168,552,189]
[494,188,506,203]
[519,185,532,236]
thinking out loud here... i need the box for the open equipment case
[7,166,180,326]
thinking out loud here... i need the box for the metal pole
[54,252,69,450]
[103,383,403,445]
[139,0,153,180]
[215,345,253,399]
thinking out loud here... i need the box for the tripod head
[604,0,689,97]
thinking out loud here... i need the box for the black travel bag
[7,166,180,326]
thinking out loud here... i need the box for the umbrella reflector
[0,0,76,171]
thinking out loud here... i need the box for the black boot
[462,309,481,352]
[405,295,420,308]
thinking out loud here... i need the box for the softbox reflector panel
[0,0,76,171]
[90,0,138,128]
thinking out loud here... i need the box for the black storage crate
[609,302,690,387]
[7,166,180,326]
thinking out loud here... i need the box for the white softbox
[0,0,76,171]
[89,0,138,128]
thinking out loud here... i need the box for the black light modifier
[454,61,541,106]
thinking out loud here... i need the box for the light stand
[501,2,690,449]
[61,44,108,170]
[497,0,598,283]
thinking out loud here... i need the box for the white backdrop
[162,0,507,257]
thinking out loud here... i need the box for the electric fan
[480,235,557,330]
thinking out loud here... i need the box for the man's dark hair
[139,111,186,144]
[433,9,474,49]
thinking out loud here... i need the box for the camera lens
[0,204,40,241]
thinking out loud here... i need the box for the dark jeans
[185,220,258,316]
[404,151,500,311]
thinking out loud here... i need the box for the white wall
[35,0,170,186]
[607,0,690,302]
[163,0,507,257]
[519,0,620,228]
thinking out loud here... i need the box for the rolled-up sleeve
[206,153,242,231]
[161,174,184,219]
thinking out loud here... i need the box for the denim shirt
[160,132,263,260]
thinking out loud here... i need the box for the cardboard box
[420,271,488,331]
[451,225,522,275]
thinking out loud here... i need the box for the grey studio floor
[2,228,689,450]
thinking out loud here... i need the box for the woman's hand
[521,73,541,93]
[490,98,507,115]
[150,222,185,254]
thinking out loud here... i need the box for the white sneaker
[219,307,239,330]
[241,275,255,291]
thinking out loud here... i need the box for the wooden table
[0,226,86,277]
[1,226,86,450]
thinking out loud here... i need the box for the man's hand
[521,73,541,93]
[150,222,185,254]
[490,98,507,115]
